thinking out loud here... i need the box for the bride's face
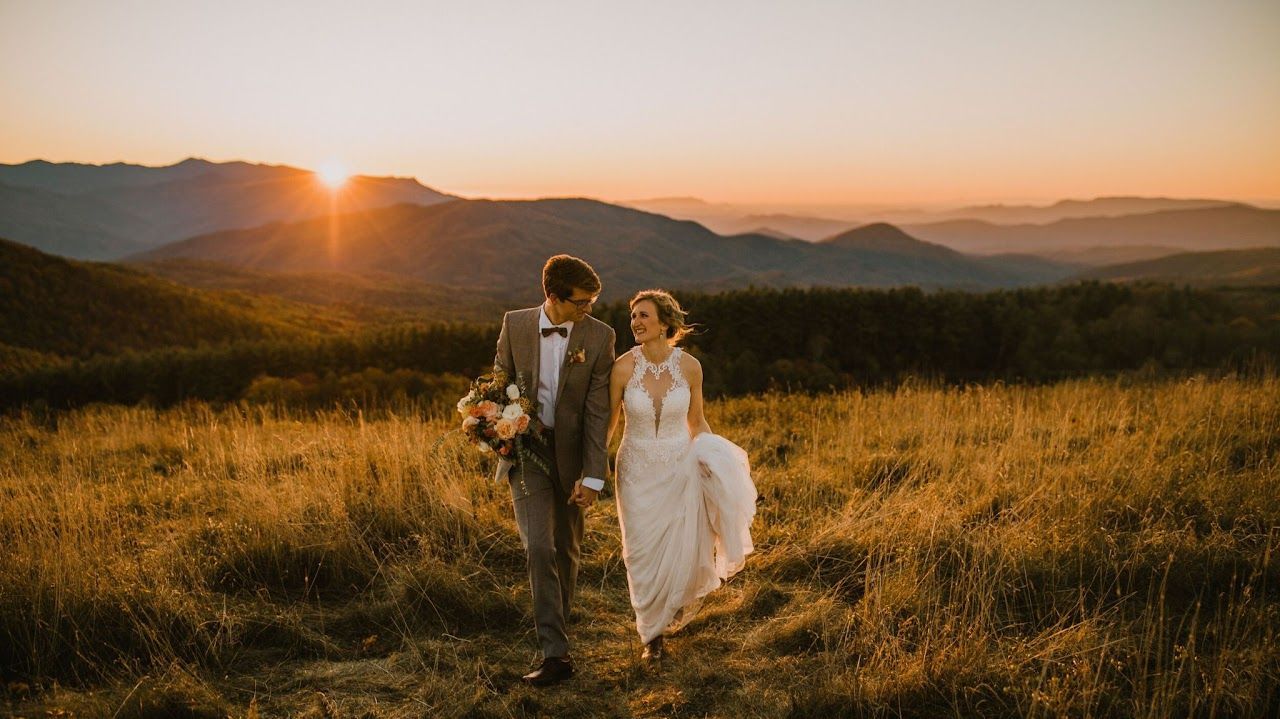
[630,300,667,343]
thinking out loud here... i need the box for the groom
[493,254,616,687]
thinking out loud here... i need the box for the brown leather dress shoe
[522,656,575,687]
[642,636,663,661]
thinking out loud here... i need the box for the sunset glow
[316,161,350,190]
[1,1,1278,206]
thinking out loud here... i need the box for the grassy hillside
[1,376,1276,717]
[0,237,355,369]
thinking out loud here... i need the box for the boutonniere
[567,348,587,365]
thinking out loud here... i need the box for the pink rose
[515,415,530,432]
[495,418,516,440]
[478,401,500,419]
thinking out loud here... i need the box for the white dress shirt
[537,306,571,429]
[538,307,604,492]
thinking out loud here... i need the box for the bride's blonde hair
[630,289,696,346]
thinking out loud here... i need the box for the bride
[607,289,757,661]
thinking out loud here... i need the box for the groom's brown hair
[543,255,602,300]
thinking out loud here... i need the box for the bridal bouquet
[455,369,550,473]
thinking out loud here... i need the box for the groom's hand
[569,481,598,508]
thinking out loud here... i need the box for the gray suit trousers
[507,437,583,659]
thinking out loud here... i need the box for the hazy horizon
[5,153,1279,214]
[3,1,1278,206]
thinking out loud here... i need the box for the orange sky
[2,1,1278,207]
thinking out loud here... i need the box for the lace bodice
[619,346,691,470]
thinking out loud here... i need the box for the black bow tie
[541,326,568,338]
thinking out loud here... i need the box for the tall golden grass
[1,375,1276,717]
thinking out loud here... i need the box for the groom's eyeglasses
[562,295,599,309]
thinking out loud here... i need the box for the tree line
[0,324,494,410]
[2,282,1276,410]
[593,282,1278,394]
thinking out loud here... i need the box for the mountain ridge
[621,195,1246,241]
[903,205,1279,255]
[0,158,456,259]
[821,223,961,260]
[129,198,1075,299]
[1071,247,1280,287]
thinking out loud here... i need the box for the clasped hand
[568,482,598,508]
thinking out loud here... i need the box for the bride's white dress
[616,346,757,643]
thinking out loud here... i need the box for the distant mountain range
[717,213,857,240]
[4,157,1278,297]
[620,198,859,240]
[1072,247,1280,287]
[129,198,1079,301]
[0,158,454,259]
[621,196,1239,241]
[902,205,1280,255]
[131,195,1280,298]
[883,197,1235,226]
[1024,245,1185,266]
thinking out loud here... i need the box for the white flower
[506,384,520,400]
[456,393,472,415]
[502,403,524,421]
[463,416,479,429]
[478,442,492,453]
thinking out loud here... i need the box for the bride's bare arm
[607,353,633,446]
[684,354,712,438]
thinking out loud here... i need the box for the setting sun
[315,160,349,190]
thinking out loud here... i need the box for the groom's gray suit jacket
[493,306,615,492]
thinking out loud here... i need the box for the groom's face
[553,287,598,323]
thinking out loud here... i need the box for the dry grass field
[1,375,1277,718]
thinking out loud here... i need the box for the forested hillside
[5,282,1276,409]
[136,259,508,323]
[0,237,348,372]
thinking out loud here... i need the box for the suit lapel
[524,308,541,394]
[555,319,586,405]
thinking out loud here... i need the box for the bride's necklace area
[639,343,674,369]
